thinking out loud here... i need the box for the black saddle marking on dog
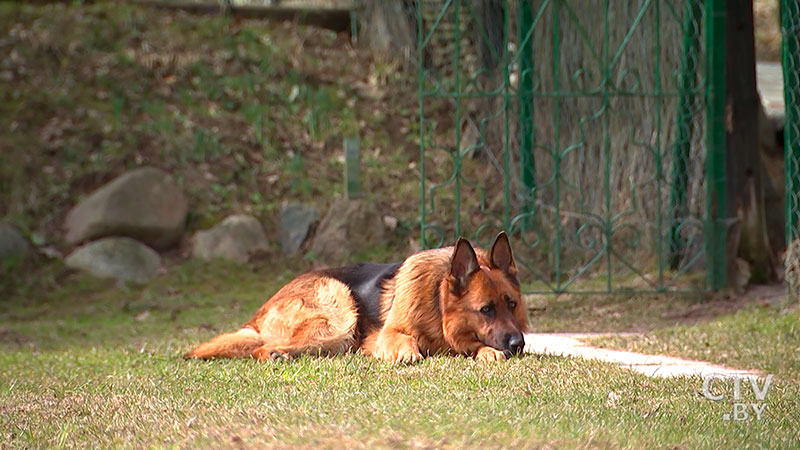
[320,262,401,335]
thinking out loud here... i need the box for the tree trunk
[725,0,776,283]
[357,0,415,60]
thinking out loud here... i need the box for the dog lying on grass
[185,232,527,363]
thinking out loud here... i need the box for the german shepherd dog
[185,232,528,363]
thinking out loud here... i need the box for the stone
[785,238,800,304]
[192,214,269,264]
[310,198,384,264]
[64,167,188,250]
[65,237,161,283]
[279,202,318,255]
[382,215,398,231]
[0,223,31,266]
[734,257,752,293]
[677,233,705,273]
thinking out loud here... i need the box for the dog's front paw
[394,344,423,364]
[475,346,507,362]
[373,332,423,364]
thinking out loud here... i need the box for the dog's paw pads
[475,347,507,362]
[395,349,423,364]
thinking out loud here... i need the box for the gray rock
[0,223,31,266]
[382,215,398,231]
[279,202,318,255]
[64,167,188,250]
[65,237,161,283]
[192,214,269,263]
[677,233,705,273]
[310,198,384,264]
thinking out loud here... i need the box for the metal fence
[784,0,800,245]
[416,0,730,293]
[784,0,800,300]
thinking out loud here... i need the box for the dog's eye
[504,295,517,310]
[479,304,494,315]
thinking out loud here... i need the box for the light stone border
[524,333,764,379]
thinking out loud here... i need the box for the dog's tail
[184,327,263,359]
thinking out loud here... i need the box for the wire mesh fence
[782,0,800,301]
[416,0,718,293]
[784,0,800,243]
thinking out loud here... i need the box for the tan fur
[248,276,358,360]
[362,243,528,362]
[185,233,528,363]
[184,328,263,359]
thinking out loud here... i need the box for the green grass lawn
[2,261,799,448]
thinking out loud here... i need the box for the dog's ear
[449,237,479,294]
[489,231,518,282]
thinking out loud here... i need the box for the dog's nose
[505,334,525,355]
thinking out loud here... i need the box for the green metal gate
[416,0,730,293]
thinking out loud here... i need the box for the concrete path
[524,333,763,379]
[757,61,785,125]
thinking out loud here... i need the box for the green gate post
[518,0,535,227]
[783,0,800,244]
[344,137,361,200]
[704,0,727,290]
[667,0,702,269]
